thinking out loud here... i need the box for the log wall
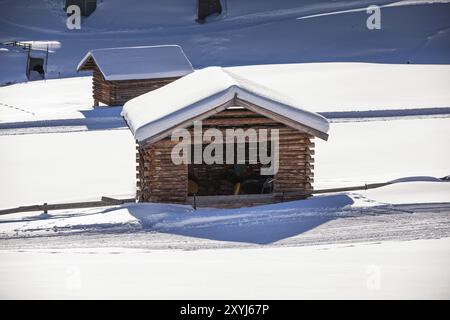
[90,65,179,106]
[109,78,179,105]
[274,128,314,200]
[136,139,188,203]
[92,67,111,106]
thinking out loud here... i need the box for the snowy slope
[0,77,92,120]
[314,117,450,188]
[0,129,136,208]
[1,62,449,123]
[1,116,448,209]
[229,63,450,113]
[1,0,450,85]
[1,1,449,301]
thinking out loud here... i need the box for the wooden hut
[77,45,193,106]
[122,67,329,208]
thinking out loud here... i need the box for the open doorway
[27,57,45,80]
[188,142,274,196]
[196,0,222,23]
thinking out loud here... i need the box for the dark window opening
[196,0,222,23]
[27,57,45,80]
[32,64,44,74]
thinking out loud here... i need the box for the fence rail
[0,182,393,216]
[0,197,135,216]
[2,40,32,50]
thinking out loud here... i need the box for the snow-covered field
[1,0,450,85]
[0,77,92,120]
[1,181,450,243]
[1,116,448,209]
[2,62,449,124]
[1,238,449,299]
[0,108,448,298]
[1,0,449,300]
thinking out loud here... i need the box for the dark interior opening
[65,0,97,17]
[196,0,222,23]
[188,142,274,196]
[27,57,45,80]
[32,64,44,74]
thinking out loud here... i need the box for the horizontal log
[209,109,260,118]
[275,178,314,185]
[276,174,310,180]
[273,187,310,192]
[201,117,279,126]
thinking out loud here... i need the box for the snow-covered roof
[121,67,330,144]
[77,45,193,81]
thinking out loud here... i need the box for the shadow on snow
[126,194,354,244]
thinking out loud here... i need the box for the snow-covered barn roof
[77,45,193,81]
[121,67,330,144]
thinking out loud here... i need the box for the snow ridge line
[1,107,450,136]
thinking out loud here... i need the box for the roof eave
[76,52,93,72]
[133,96,328,147]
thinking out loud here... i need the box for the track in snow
[1,203,449,251]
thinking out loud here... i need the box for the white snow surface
[1,180,449,239]
[314,117,450,188]
[2,62,449,124]
[0,130,137,209]
[361,181,450,204]
[228,63,450,112]
[1,117,449,209]
[0,77,92,121]
[122,66,330,142]
[1,238,449,299]
[0,1,449,300]
[2,0,450,85]
[76,45,193,81]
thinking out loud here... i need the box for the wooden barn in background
[122,67,329,208]
[77,45,193,106]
